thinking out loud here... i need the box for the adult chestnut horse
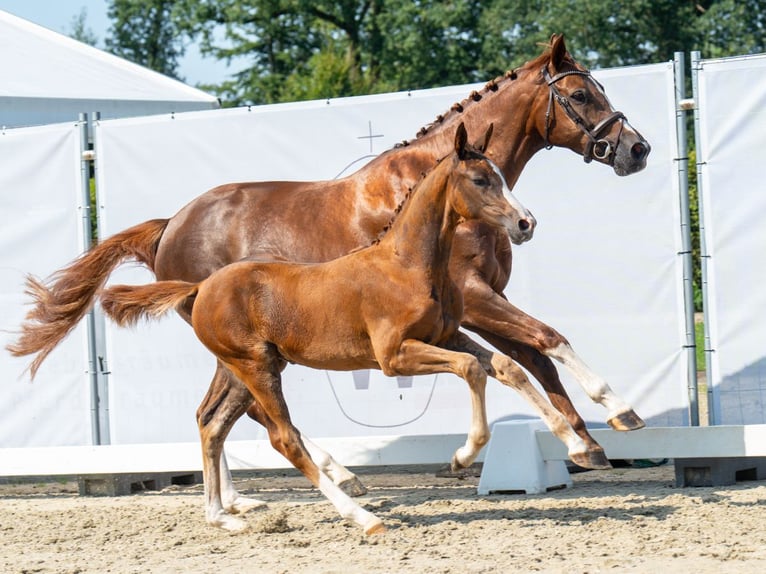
[10,36,649,502]
[98,124,592,534]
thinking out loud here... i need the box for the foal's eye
[571,90,587,104]
[472,176,489,187]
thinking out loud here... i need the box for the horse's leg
[379,338,493,471]
[199,362,368,501]
[447,332,607,470]
[467,328,609,469]
[462,283,645,431]
[228,357,384,535]
[246,400,368,497]
[197,364,266,530]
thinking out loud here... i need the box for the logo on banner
[326,370,438,428]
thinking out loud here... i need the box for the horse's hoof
[338,476,368,497]
[447,452,479,474]
[569,449,612,470]
[436,461,482,478]
[226,496,268,515]
[364,519,386,535]
[607,410,646,431]
[212,514,249,533]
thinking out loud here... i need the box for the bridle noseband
[542,67,626,164]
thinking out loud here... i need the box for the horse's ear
[549,33,567,71]
[475,123,493,153]
[455,122,468,158]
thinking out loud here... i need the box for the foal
[100,124,586,534]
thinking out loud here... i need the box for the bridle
[542,66,626,164]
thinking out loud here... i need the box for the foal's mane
[369,144,487,246]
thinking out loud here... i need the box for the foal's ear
[455,122,468,158]
[549,33,567,71]
[475,123,493,153]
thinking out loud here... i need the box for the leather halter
[542,67,626,164]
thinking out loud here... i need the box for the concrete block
[674,457,766,487]
[78,471,202,496]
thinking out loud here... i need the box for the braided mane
[394,39,578,149]
[393,70,518,149]
[363,38,579,249]
[370,143,486,246]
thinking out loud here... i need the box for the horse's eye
[472,177,489,187]
[571,90,587,104]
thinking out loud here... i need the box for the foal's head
[450,123,536,245]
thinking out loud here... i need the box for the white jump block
[477,420,572,495]
[478,421,766,493]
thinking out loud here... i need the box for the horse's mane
[393,39,578,149]
[360,37,579,249]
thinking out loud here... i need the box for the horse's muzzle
[509,212,537,245]
[612,121,651,176]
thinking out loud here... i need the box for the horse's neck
[414,72,544,189]
[378,161,457,276]
[355,68,543,233]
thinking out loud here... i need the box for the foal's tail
[6,218,169,379]
[100,281,200,328]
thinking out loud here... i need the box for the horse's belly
[273,321,377,372]
[277,342,378,372]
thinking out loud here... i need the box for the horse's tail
[100,281,200,328]
[6,218,170,379]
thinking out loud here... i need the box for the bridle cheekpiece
[542,66,626,164]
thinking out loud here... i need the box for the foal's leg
[227,357,384,535]
[380,338,493,471]
[447,332,608,470]
[461,284,645,431]
[247,400,368,496]
[197,363,368,507]
[197,366,261,531]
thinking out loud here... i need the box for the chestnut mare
[10,35,649,508]
[98,124,569,534]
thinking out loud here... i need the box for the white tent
[0,10,219,128]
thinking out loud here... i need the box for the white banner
[697,53,766,424]
[95,62,686,445]
[0,123,91,447]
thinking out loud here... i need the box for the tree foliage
[68,8,99,47]
[105,0,186,80]
[105,0,765,105]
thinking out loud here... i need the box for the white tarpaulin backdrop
[0,123,91,447]
[93,61,688,445]
[697,53,766,424]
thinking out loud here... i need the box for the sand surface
[2,463,765,573]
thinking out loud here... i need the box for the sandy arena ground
[1,462,765,574]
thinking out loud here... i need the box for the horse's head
[451,123,536,245]
[534,34,650,176]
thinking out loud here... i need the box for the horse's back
[153,179,374,282]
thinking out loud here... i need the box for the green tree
[105,0,185,80]
[373,1,485,90]
[175,0,490,104]
[173,0,320,104]
[694,0,766,57]
[169,0,765,104]
[68,7,99,46]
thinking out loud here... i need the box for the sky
[0,0,230,86]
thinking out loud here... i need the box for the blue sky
[0,0,229,86]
